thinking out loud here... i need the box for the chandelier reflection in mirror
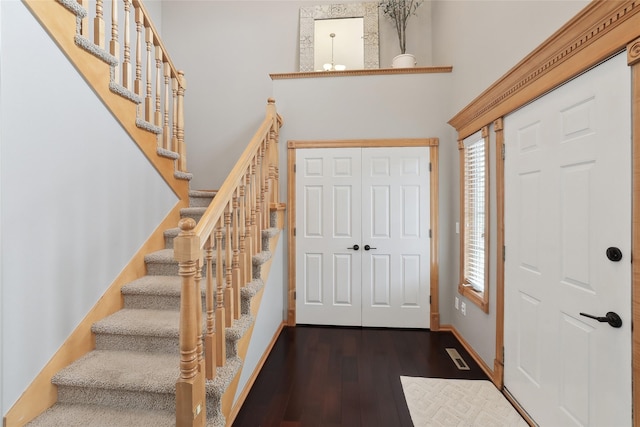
[323,33,346,71]
[313,17,364,72]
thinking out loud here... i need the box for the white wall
[160,1,432,190]
[234,235,285,403]
[0,0,177,414]
[432,0,589,115]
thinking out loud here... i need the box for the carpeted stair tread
[26,403,174,427]
[92,309,180,337]
[53,350,178,393]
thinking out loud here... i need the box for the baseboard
[226,321,285,425]
[439,324,496,385]
[3,201,185,427]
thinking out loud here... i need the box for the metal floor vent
[446,348,470,371]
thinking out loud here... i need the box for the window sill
[458,283,489,313]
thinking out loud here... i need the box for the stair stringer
[21,0,189,200]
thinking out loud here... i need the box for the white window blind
[463,137,486,292]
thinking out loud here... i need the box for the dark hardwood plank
[233,326,489,427]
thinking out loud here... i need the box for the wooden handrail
[174,98,282,426]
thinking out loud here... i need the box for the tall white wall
[0,0,177,415]
[160,0,432,190]
[432,0,589,115]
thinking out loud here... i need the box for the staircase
[25,190,280,426]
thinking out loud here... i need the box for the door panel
[296,148,362,326]
[361,147,430,328]
[504,52,631,426]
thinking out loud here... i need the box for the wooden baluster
[122,0,131,89]
[204,235,216,379]
[251,158,259,254]
[145,27,153,123]
[224,203,234,325]
[194,256,204,373]
[134,6,143,100]
[78,0,88,38]
[232,190,241,319]
[163,62,171,150]
[94,0,105,48]
[155,45,163,130]
[174,218,206,427]
[215,219,226,367]
[238,182,247,290]
[244,171,254,284]
[171,75,178,153]
[261,141,270,231]
[254,154,263,253]
[110,0,119,85]
[176,71,187,171]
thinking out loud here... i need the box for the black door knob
[606,247,623,262]
[364,245,377,251]
[579,311,623,328]
[347,244,359,251]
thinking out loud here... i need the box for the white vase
[392,54,417,68]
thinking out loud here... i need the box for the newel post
[174,218,206,427]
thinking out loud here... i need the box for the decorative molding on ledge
[449,0,640,138]
[270,66,453,80]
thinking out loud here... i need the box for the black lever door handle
[579,311,622,328]
[364,245,377,251]
[347,244,359,251]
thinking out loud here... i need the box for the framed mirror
[299,3,379,72]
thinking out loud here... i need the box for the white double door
[295,146,430,328]
[504,52,631,426]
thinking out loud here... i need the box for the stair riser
[189,195,215,208]
[181,211,204,223]
[124,294,207,311]
[95,334,179,354]
[56,386,175,412]
[146,263,207,277]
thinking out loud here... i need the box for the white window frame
[458,127,490,313]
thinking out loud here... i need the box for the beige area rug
[401,377,528,426]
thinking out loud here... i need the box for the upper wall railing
[55,0,189,175]
[174,99,282,426]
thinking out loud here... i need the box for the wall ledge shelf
[270,66,453,80]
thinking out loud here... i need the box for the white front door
[295,147,430,328]
[504,52,631,426]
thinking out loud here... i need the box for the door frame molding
[286,138,440,328]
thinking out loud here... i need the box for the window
[458,127,489,312]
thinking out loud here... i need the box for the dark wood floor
[233,326,489,427]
